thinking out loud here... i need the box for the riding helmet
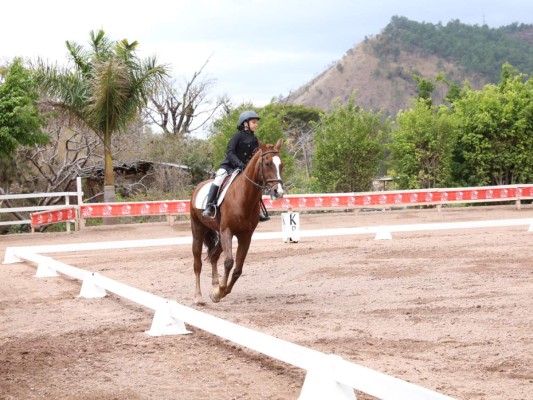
[238,110,260,129]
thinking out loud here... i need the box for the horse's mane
[247,143,275,166]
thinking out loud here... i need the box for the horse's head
[254,138,284,200]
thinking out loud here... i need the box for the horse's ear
[275,138,283,150]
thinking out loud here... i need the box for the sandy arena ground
[1,204,532,400]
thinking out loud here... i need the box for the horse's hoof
[195,299,206,306]
[209,291,220,303]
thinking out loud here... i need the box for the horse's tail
[204,230,221,262]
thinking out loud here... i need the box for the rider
[202,110,270,221]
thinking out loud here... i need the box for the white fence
[5,218,533,399]
[0,177,83,232]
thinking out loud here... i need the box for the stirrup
[259,214,270,222]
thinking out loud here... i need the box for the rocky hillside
[287,18,533,116]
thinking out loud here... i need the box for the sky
[2,0,532,108]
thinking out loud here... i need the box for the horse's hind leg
[191,213,210,305]
[192,234,205,305]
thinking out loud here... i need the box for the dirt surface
[1,205,532,400]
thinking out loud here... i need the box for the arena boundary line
[3,217,532,263]
[4,250,453,400]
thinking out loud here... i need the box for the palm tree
[34,29,168,206]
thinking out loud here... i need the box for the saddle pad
[194,170,241,210]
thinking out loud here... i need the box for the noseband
[242,149,283,192]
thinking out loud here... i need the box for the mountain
[286,17,533,116]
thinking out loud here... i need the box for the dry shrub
[149,165,191,199]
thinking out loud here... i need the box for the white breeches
[213,168,229,186]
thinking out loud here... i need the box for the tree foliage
[145,59,228,137]
[209,103,287,167]
[144,132,212,185]
[277,103,321,191]
[452,64,533,186]
[33,30,168,202]
[312,98,388,192]
[0,58,47,159]
[375,16,533,83]
[389,99,458,189]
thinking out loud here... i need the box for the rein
[242,149,282,192]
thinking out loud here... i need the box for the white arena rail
[5,218,532,399]
[4,247,454,400]
[4,218,532,264]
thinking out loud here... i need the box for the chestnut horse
[190,139,284,305]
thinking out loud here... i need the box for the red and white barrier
[30,184,533,229]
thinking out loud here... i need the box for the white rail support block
[35,257,59,278]
[79,272,107,298]
[2,247,21,264]
[299,354,356,400]
[146,300,191,336]
[374,230,392,240]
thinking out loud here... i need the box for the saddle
[195,170,241,210]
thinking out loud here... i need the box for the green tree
[34,30,168,203]
[453,64,533,186]
[389,98,457,189]
[0,58,47,159]
[277,103,321,192]
[145,132,212,185]
[312,98,388,192]
[413,74,436,104]
[379,17,533,82]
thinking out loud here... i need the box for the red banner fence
[30,184,533,230]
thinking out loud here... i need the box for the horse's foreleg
[225,236,252,296]
[211,230,233,302]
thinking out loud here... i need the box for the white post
[282,210,300,243]
[65,195,71,233]
[374,230,392,240]
[76,177,84,230]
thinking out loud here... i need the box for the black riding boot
[202,184,219,218]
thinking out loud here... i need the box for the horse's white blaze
[273,156,284,195]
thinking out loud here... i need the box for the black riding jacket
[218,129,259,172]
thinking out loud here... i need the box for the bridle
[242,149,283,194]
